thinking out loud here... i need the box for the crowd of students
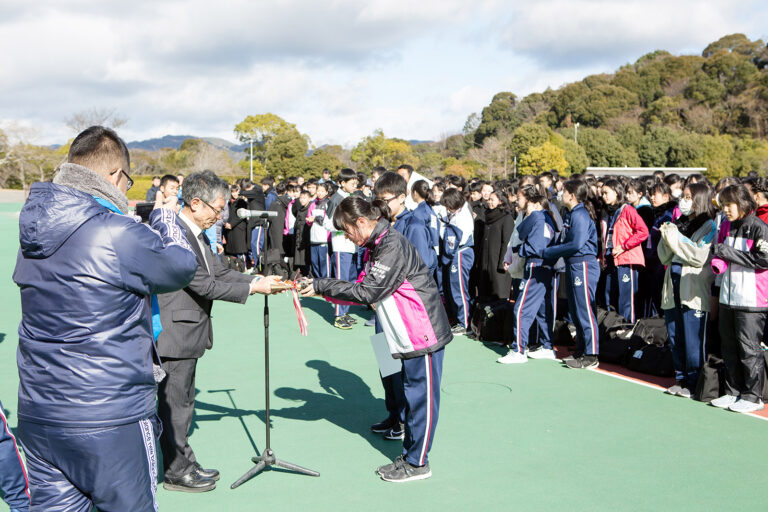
[211,166,768,415]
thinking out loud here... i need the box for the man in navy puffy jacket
[12,126,199,511]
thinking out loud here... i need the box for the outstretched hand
[250,275,283,295]
[298,279,316,297]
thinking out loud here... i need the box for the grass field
[0,201,766,511]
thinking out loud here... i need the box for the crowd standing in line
[4,125,768,509]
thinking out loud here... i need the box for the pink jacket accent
[601,205,649,267]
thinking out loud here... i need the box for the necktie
[197,232,212,274]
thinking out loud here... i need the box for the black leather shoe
[194,462,220,481]
[163,471,216,493]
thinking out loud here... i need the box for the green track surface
[0,203,766,511]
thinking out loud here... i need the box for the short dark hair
[338,168,358,183]
[719,184,757,217]
[261,176,275,187]
[373,171,407,198]
[397,164,414,178]
[648,181,671,198]
[441,188,466,211]
[626,178,646,197]
[371,166,386,178]
[322,168,331,175]
[181,170,230,205]
[68,125,130,173]
[160,174,179,188]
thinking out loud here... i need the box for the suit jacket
[157,216,253,359]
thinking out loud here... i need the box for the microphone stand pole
[232,214,319,489]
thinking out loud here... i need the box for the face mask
[678,198,693,216]
[557,190,564,202]
[671,188,682,199]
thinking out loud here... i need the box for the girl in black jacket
[477,189,515,300]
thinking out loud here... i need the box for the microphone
[237,208,278,219]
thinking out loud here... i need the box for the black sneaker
[565,355,598,369]
[342,313,358,324]
[376,454,406,476]
[370,417,396,433]
[380,461,431,482]
[383,423,405,440]
[561,352,583,363]
[334,316,353,330]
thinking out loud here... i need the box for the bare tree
[65,107,127,133]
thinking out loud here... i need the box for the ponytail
[563,179,597,220]
[332,196,391,230]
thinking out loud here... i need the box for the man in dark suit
[156,170,280,493]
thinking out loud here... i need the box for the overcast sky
[1,0,766,147]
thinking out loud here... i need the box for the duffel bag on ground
[599,329,645,365]
[626,344,675,377]
[631,317,669,347]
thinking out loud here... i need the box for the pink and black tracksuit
[711,214,768,404]
[314,218,453,467]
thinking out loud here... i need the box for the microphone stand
[232,214,319,489]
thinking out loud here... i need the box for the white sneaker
[665,385,682,396]
[710,395,738,408]
[497,350,527,364]
[677,388,692,399]
[728,399,764,414]
[527,347,557,360]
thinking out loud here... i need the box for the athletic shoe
[710,394,738,408]
[665,384,683,396]
[383,423,405,440]
[451,324,468,335]
[565,355,598,369]
[527,347,557,360]
[561,352,583,363]
[163,472,216,493]
[677,388,692,399]
[497,350,527,364]
[728,399,764,414]
[342,314,357,324]
[380,461,431,482]
[376,455,405,476]
[334,316,353,330]
[370,417,396,433]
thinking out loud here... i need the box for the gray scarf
[53,163,130,214]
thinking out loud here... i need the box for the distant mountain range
[126,135,247,152]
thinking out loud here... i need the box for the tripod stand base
[231,449,320,489]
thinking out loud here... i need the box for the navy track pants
[18,416,160,512]
[332,251,356,317]
[310,243,330,279]
[605,262,638,323]
[402,349,444,467]
[566,259,600,356]
[510,263,554,354]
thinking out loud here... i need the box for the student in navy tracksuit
[497,184,558,364]
[410,179,440,278]
[0,399,30,512]
[542,179,601,369]
[600,179,649,323]
[440,188,475,334]
[370,172,437,439]
[646,181,677,316]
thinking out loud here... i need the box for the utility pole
[574,122,580,143]
[249,137,254,182]
[513,154,517,179]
